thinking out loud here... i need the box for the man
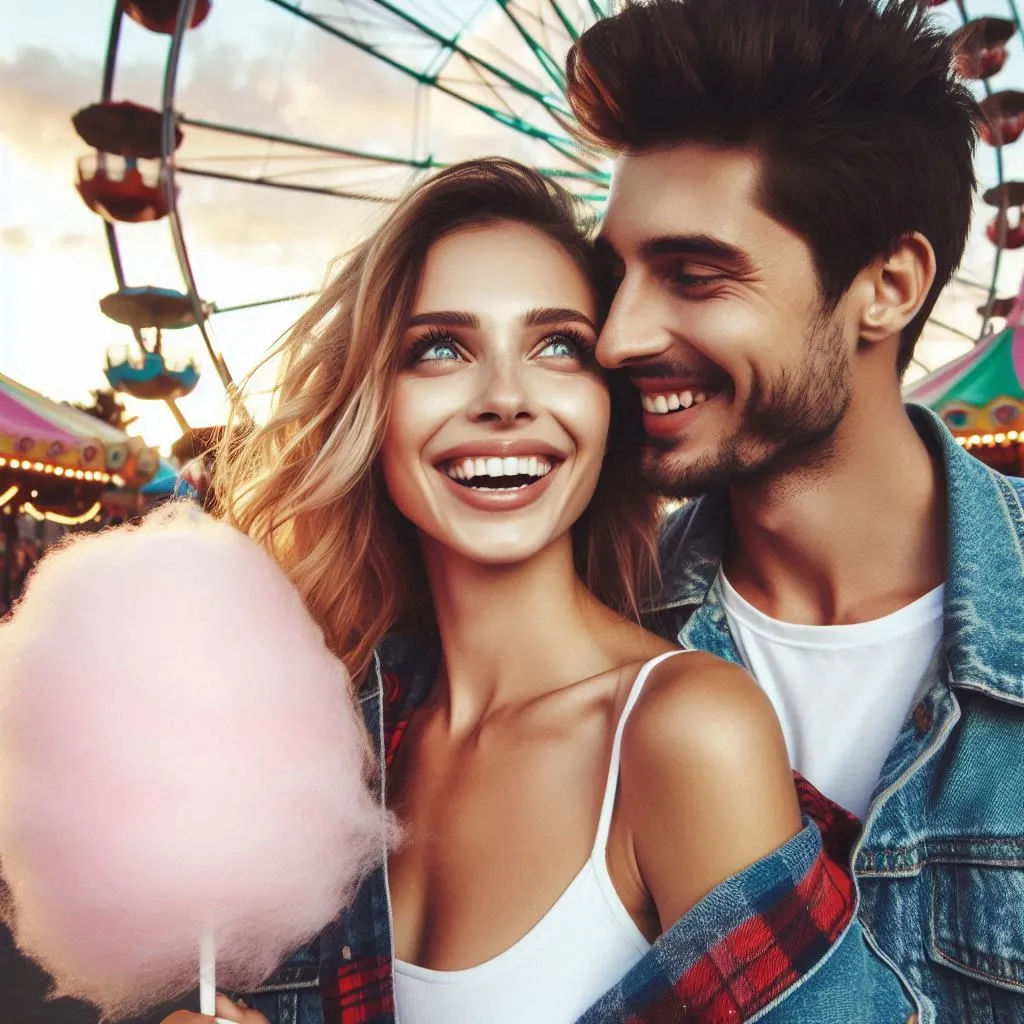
[566,0,1024,1021]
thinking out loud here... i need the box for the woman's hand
[162,993,270,1024]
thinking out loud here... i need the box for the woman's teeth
[445,455,553,488]
[640,389,714,415]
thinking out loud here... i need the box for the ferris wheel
[70,0,1024,436]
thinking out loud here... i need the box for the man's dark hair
[566,0,980,375]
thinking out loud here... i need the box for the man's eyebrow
[406,310,479,328]
[639,234,752,271]
[523,307,596,331]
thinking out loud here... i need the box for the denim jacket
[643,404,1024,1024]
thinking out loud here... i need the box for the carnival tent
[0,372,159,490]
[905,278,1024,475]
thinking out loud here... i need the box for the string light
[0,485,19,507]
[0,458,111,483]
[961,432,1024,450]
[22,501,104,526]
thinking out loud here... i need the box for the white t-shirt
[717,572,944,820]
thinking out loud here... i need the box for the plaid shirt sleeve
[576,778,914,1024]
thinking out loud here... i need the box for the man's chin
[641,446,732,499]
[640,433,779,498]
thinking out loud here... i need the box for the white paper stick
[200,926,216,1016]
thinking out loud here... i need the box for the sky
[3,0,1024,454]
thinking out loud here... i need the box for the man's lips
[637,385,717,414]
[639,388,725,438]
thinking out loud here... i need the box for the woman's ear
[857,232,936,346]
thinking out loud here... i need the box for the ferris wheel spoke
[351,0,565,113]
[495,1,566,91]
[175,165,396,202]
[212,292,318,315]
[927,317,981,343]
[262,0,589,168]
[179,116,432,170]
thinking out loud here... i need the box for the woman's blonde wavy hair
[215,158,660,681]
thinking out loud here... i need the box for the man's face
[598,144,854,497]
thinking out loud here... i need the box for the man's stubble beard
[643,312,853,499]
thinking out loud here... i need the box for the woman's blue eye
[410,333,462,363]
[538,334,583,359]
[420,341,460,361]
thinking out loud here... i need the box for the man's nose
[596,276,676,369]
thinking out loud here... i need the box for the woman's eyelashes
[535,329,596,364]
[406,328,463,365]
[404,327,596,367]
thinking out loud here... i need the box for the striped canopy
[0,373,159,485]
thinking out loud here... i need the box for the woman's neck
[419,534,628,732]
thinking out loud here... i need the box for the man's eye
[666,269,725,290]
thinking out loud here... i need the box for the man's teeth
[445,455,553,483]
[640,389,714,415]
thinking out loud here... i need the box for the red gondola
[72,100,181,159]
[986,211,1024,249]
[977,296,1017,319]
[979,92,1024,147]
[951,19,1015,81]
[123,0,212,35]
[76,155,170,224]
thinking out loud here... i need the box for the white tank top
[392,650,684,1024]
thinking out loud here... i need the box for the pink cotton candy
[0,503,394,1021]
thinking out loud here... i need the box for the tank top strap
[591,649,689,858]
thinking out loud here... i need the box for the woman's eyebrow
[406,310,479,328]
[522,307,596,331]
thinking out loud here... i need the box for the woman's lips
[437,461,559,512]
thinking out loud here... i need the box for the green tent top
[905,282,1024,439]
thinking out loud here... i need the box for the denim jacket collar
[651,403,1024,706]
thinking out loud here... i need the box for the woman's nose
[468,361,535,425]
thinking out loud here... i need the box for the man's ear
[857,233,936,345]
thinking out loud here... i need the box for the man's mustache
[621,361,730,386]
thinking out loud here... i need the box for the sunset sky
[3,0,1024,454]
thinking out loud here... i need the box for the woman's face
[380,220,609,567]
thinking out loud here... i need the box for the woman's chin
[421,522,568,570]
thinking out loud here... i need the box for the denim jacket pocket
[928,858,1024,995]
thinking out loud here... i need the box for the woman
[168,158,801,1024]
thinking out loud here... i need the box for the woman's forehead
[413,222,598,320]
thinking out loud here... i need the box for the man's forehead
[601,143,764,251]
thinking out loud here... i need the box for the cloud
[1,226,31,251]
[56,231,96,250]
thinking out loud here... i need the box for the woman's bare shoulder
[618,651,801,929]
[625,651,781,760]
